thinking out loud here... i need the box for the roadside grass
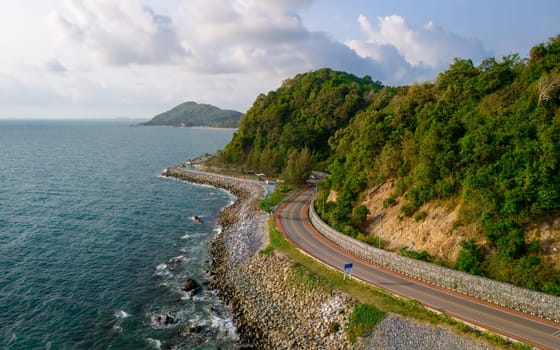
[263,219,531,349]
[258,183,293,212]
[347,303,386,342]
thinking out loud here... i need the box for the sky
[0,1,559,119]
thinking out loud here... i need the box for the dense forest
[141,101,242,128]
[219,68,383,180]
[217,36,560,294]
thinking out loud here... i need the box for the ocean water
[0,120,238,349]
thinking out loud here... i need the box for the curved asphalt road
[275,189,560,350]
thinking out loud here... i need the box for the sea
[0,120,239,349]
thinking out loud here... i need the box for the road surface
[275,189,560,350]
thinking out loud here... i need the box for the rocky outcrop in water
[182,278,202,294]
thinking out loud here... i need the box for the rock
[163,314,175,325]
[183,278,202,294]
[184,325,203,334]
[152,315,162,326]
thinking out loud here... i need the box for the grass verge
[263,218,531,349]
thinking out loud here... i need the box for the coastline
[163,165,269,346]
[139,124,238,131]
[163,165,267,266]
[162,165,497,349]
[164,166,357,349]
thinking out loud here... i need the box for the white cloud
[49,0,185,65]
[347,15,492,83]
[0,1,495,118]
[47,1,491,83]
[45,60,67,74]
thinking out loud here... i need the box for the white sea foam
[146,338,162,349]
[180,234,190,240]
[115,310,130,318]
[210,315,237,340]
[180,289,206,301]
[168,255,188,265]
[153,263,172,278]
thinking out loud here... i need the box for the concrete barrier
[309,200,560,322]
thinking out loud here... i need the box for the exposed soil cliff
[357,181,560,265]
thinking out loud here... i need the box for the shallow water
[0,120,238,349]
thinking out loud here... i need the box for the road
[274,189,560,350]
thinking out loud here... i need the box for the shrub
[346,303,385,342]
[543,281,560,296]
[357,233,382,248]
[414,211,428,221]
[455,239,485,275]
[400,202,417,217]
[383,196,397,208]
[400,247,432,262]
[328,322,340,334]
[352,205,369,231]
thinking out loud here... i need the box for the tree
[281,148,314,186]
[352,205,369,228]
[455,240,485,275]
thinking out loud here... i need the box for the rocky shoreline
[164,166,497,350]
[165,166,355,348]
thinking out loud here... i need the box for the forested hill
[219,68,382,180]
[141,101,242,128]
[218,35,560,294]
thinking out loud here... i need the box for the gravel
[360,314,496,350]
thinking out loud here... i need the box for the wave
[179,233,191,240]
[168,255,189,265]
[115,310,130,319]
[153,263,172,278]
[146,337,162,349]
[209,315,238,340]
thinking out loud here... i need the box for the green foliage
[328,321,340,334]
[219,68,380,173]
[484,219,526,259]
[400,247,432,262]
[141,101,241,127]
[455,239,485,275]
[383,196,397,208]
[542,281,560,296]
[259,186,292,212]
[324,36,560,293]
[400,202,417,217]
[223,36,560,294]
[347,303,385,342]
[414,211,428,222]
[352,205,369,227]
[357,233,383,248]
[281,147,314,186]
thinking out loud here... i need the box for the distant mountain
[140,101,242,128]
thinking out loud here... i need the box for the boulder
[183,278,203,294]
[184,325,204,334]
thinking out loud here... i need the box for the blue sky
[0,0,559,119]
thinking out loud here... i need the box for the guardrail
[308,200,560,322]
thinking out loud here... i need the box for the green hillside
[219,68,382,177]
[217,36,560,294]
[141,101,242,128]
